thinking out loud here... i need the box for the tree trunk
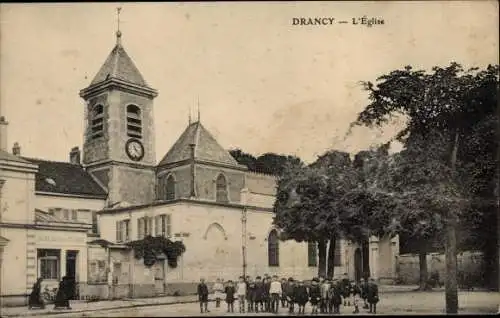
[327,237,336,279]
[318,240,327,278]
[418,251,429,291]
[445,131,460,314]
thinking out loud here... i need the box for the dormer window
[126,105,142,139]
[91,104,104,140]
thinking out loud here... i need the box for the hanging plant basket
[126,235,186,268]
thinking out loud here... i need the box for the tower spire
[197,96,201,123]
[188,107,192,125]
[116,7,122,45]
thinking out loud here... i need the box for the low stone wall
[396,251,484,286]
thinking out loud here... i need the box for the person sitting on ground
[28,278,45,310]
[197,277,210,313]
[367,278,379,314]
[225,280,236,313]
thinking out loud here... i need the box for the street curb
[2,299,212,317]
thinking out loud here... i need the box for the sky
[0,1,498,164]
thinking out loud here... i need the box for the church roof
[90,40,149,88]
[0,149,31,164]
[158,121,241,167]
[21,157,107,198]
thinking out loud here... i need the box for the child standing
[350,280,362,314]
[213,278,224,308]
[247,277,257,313]
[320,278,331,313]
[360,278,369,309]
[263,276,271,312]
[236,276,247,313]
[309,277,321,314]
[224,280,236,313]
[254,276,264,313]
[293,280,309,315]
[269,275,283,313]
[329,279,343,314]
[280,278,287,308]
[341,273,351,306]
[285,278,295,314]
[367,278,379,314]
[197,278,210,313]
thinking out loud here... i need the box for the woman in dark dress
[28,278,45,309]
[53,276,71,310]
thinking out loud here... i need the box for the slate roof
[21,157,107,197]
[90,40,149,88]
[158,121,242,167]
[0,149,32,164]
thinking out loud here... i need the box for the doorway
[354,248,362,282]
[65,251,78,300]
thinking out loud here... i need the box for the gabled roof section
[90,41,149,88]
[0,149,31,164]
[158,121,241,167]
[21,157,107,198]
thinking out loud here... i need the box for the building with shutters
[0,24,399,303]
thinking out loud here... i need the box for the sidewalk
[0,285,469,317]
[1,294,201,317]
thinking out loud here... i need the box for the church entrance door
[354,248,362,282]
[153,260,165,295]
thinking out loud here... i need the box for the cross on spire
[116,7,122,44]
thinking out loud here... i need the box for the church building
[0,24,399,304]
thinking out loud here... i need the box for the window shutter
[155,216,160,237]
[138,218,143,240]
[166,214,171,237]
[116,221,120,242]
[125,220,130,241]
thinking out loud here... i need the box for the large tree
[351,63,499,313]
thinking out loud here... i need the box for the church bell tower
[80,14,158,206]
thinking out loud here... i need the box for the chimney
[69,146,81,164]
[12,142,21,156]
[0,116,8,152]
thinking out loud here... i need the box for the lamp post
[241,207,248,278]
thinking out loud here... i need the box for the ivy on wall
[126,235,186,268]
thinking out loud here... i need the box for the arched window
[268,229,279,267]
[215,174,228,203]
[126,105,142,139]
[165,175,176,200]
[307,241,318,267]
[91,104,104,140]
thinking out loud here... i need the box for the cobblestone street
[5,290,498,317]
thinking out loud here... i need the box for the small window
[165,175,176,200]
[38,249,60,280]
[155,214,171,238]
[126,105,142,139]
[215,174,229,203]
[116,219,130,242]
[268,230,280,267]
[71,210,78,221]
[308,241,318,267]
[91,104,104,140]
[91,211,99,234]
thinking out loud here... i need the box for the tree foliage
[126,236,186,268]
[229,148,303,176]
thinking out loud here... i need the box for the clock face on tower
[125,139,145,161]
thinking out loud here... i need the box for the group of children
[197,273,380,315]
